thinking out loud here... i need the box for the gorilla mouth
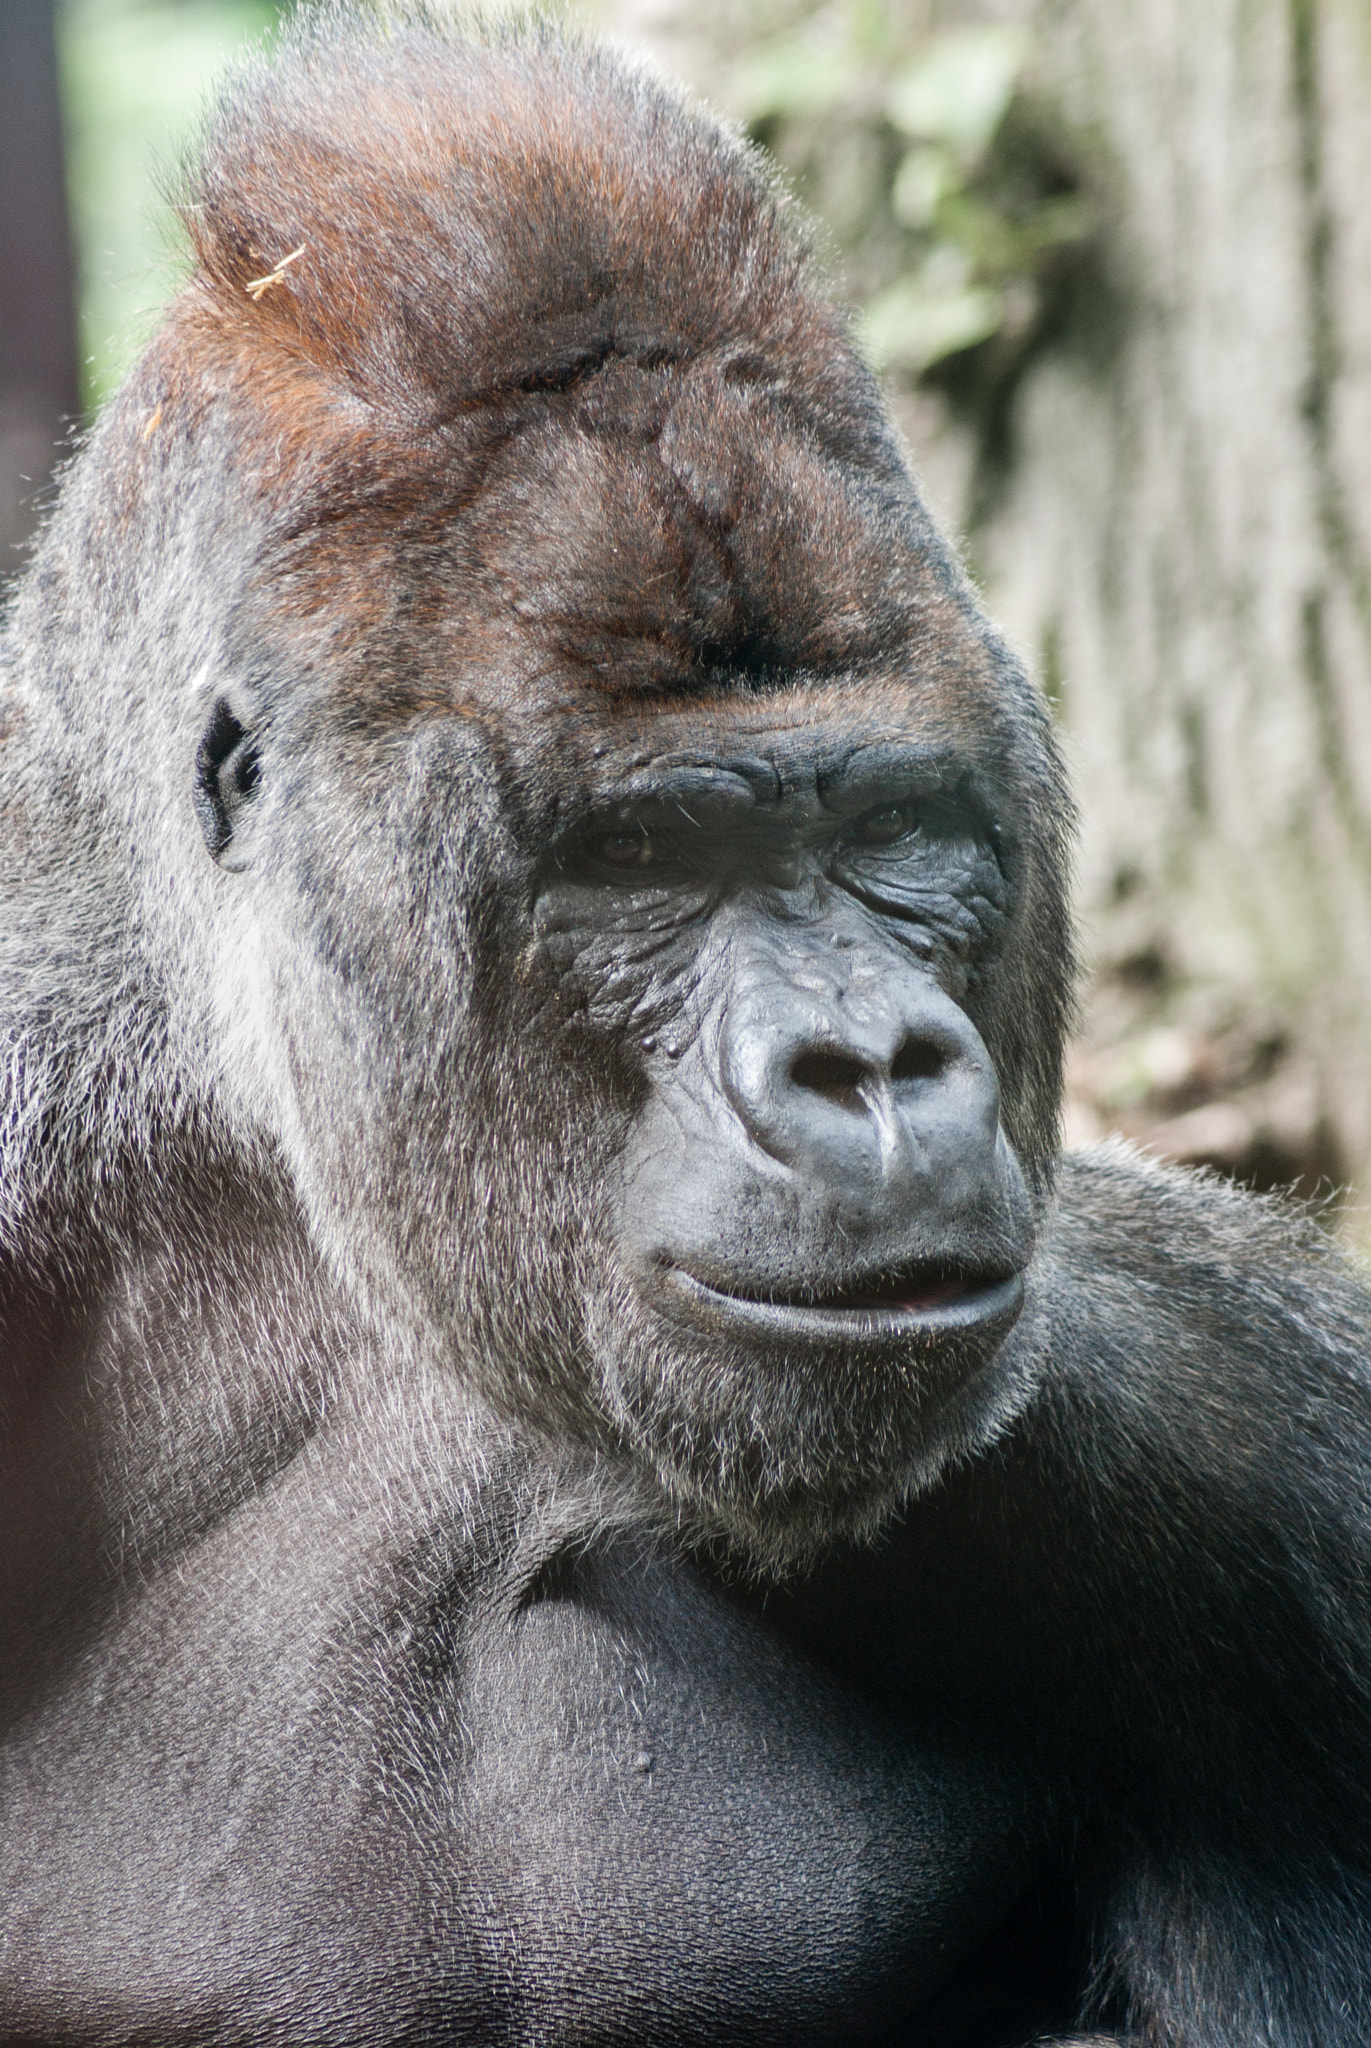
[661,1262,1025,1341]
[802,1267,987,1313]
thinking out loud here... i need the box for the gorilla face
[520,707,1038,1554]
[201,647,1048,1564]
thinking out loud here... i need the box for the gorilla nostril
[890,1036,946,1085]
[789,1047,871,1110]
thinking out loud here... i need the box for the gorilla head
[23,12,1073,1566]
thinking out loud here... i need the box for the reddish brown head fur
[124,8,977,715]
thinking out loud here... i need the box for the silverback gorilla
[3,9,1371,2045]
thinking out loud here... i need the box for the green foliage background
[58,0,283,411]
[731,13,1089,380]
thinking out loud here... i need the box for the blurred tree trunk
[967,0,1371,1221]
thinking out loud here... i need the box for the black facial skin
[530,734,1037,1550]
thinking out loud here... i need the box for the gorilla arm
[775,1143,1371,2046]
[1042,1149,1371,2046]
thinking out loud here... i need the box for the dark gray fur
[2,8,1371,2044]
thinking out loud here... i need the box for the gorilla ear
[193,696,261,870]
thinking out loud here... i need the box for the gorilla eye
[853,803,919,847]
[595,829,656,868]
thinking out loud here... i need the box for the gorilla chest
[435,1541,1032,2044]
[0,1522,1031,2048]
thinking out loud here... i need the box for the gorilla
[2,10,1371,2045]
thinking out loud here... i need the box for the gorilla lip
[661,1264,1025,1340]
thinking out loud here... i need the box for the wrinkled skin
[505,715,1039,1551]
[3,12,1371,2048]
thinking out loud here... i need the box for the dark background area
[0,0,80,568]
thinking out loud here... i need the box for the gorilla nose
[788,1034,946,1112]
[721,971,1003,1208]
